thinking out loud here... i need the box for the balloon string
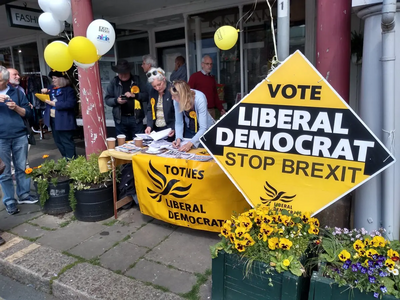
[236,0,258,29]
[266,0,279,68]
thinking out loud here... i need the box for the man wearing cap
[0,66,38,216]
[105,60,148,141]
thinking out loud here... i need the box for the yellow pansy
[366,249,378,258]
[371,236,386,248]
[234,240,247,252]
[308,225,319,235]
[388,249,400,260]
[385,259,395,270]
[243,233,255,246]
[309,217,320,227]
[235,226,246,239]
[353,240,364,252]
[238,215,253,231]
[279,238,293,250]
[268,237,279,250]
[260,223,274,237]
[221,223,231,238]
[338,250,351,262]
[301,212,310,223]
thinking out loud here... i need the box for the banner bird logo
[260,181,296,204]
[147,161,192,202]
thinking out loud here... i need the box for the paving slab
[10,223,46,239]
[145,227,219,274]
[53,262,185,300]
[199,278,212,300]
[36,221,107,251]
[100,241,148,272]
[29,213,75,230]
[127,221,176,248]
[0,233,76,293]
[0,204,43,231]
[68,223,137,259]
[0,233,32,259]
[117,208,154,227]
[126,259,198,294]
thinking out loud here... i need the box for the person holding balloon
[41,71,77,159]
[170,80,214,152]
[145,67,175,140]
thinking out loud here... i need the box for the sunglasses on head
[146,70,161,78]
[171,81,178,93]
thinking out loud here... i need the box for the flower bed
[211,206,319,300]
[316,227,400,299]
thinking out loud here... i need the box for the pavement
[0,131,218,300]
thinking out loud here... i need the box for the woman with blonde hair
[170,80,214,152]
[145,67,175,140]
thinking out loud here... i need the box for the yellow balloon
[68,36,98,64]
[214,26,239,50]
[44,41,73,72]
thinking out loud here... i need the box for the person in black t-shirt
[105,60,148,141]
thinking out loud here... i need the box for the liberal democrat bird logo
[260,181,296,204]
[147,161,192,202]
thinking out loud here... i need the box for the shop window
[12,42,40,73]
[116,37,149,59]
[0,47,12,68]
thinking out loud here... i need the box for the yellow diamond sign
[201,51,395,215]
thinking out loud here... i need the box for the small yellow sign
[201,51,395,215]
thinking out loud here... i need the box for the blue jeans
[0,135,31,206]
[115,116,144,142]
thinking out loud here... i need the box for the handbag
[0,158,5,175]
[17,89,36,145]
[23,117,36,145]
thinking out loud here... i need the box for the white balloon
[38,0,51,12]
[49,0,71,21]
[39,12,65,36]
[74,61,95,69]
[86,19,116,56]
[66,11,73,24]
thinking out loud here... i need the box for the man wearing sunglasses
[105,60,148,141]
[188,55,226,119]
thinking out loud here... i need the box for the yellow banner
[132,154,250,232]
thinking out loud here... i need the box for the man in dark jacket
[105,60,148,141]
[0,66,38,216]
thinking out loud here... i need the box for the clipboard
[35,93,50,102]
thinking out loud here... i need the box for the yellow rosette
[134,100,141,110]
[189,111,197,132]
[131,86,140,94]
[150,98,156,120]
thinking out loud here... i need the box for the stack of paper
[135,128,172,141]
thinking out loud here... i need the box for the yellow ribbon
[131,86,140,94]
[134,100,141,109]
[151,98,156,120]
[189,111,197,133]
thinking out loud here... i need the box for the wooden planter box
[308,271,398,300]
[212,251,309,300]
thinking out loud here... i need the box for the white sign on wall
[352,0,382,7]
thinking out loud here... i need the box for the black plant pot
[37,179,72,215]
[74,185,113,222]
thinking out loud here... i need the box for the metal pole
[239,5,244,101]
[277,0,290,61]
[381,0,396,240]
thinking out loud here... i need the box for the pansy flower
[279,238,293,250]
[338,250,351,262]
[268,237,279,250]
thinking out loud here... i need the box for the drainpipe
[277,0,290,60]
[381,0,396,240]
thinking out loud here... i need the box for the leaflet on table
[157,149,195,159]
[135,128,172,141]
[115,143,142,154]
